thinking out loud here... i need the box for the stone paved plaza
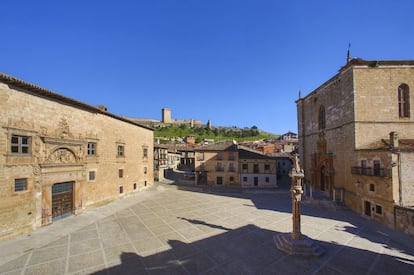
[0,183,413,274]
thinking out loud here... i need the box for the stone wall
[395,206,414,236]
[297,61,414,232]
[0,80,153,239]
[400,152,414,206]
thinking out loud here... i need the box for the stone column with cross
[290,153,304,240]
[273,153,324,256]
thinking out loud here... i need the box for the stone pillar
[289,156,304,240]
[273,153,324,256]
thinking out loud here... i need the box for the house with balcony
[238,147,277,188]
[194,140,239,186]
[194,141,277,188]
[154,144,180,181]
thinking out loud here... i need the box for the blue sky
[1,1,414,134]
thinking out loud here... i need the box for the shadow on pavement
[92,223,414,275]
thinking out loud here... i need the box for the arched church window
[318,105,326,130]
[398,84,410,118]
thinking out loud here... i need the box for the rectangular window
[361,160,367,168]
[88,171,95,181]
[361,160,369,175]
[373,160,381,176]
[242,163,248,170]
[119,169,124,178]
[369,183,375,192]
[87,142,96,156]
[119,186,124,194]
[216,176,223,185]
[229,176,234,182]
[229,153,235,160]
[375,205,382,215]
[133,183,137,190]
[117,145,124,157]
[143,148,148,158]
[14,178,27,192]
[265,164,270,172]
[229,163,235,172]
[265,177,269,183]
[217,153,222,160]
[243,177,247,182]
[11,135,30,155]
[398,84,410,118]
[253,164,259,173]
[144,167,147,174]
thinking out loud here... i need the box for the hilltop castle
[161,108,211,128]
[129,108,211,128]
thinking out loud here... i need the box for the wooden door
[52,182,73,220]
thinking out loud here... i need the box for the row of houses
[194,140,278,188]
[154,141,288,189]
[3,55,414,239]
[0,71,287,240]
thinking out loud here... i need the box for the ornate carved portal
[312,132,335,196]
[37,118,86,225]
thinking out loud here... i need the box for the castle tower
[162,108,172,123]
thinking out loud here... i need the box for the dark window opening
[89,171,95,181]
[14,178,27,192]
[11,135,31,155]
[117,145,124,157]
[369,183,375,192]
[319,105,326,130]
[376,205,382,215]
[87,142,96,156]
[398,84,410,118]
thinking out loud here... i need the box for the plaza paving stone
[0,183,413,274]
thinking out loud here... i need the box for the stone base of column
[274,233,324,257]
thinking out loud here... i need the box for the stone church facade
[297,58,414,235]
[0,73,153,239]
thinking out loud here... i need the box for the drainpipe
[397,152,402,206]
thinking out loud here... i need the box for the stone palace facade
[0,73,153,239]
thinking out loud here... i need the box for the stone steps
[274,233,325,257]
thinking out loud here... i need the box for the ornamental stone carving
[56,117,73,139]
[47,148,76,164]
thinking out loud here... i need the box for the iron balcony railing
[351,166,391,178]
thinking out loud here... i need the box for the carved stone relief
[46,148,76,164]
[56,117,73,139]
[7,118,34,130]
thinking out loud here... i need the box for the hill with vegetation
[154,124,279,143]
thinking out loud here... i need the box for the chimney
[390,132,398,148]
[96,105,108,112]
